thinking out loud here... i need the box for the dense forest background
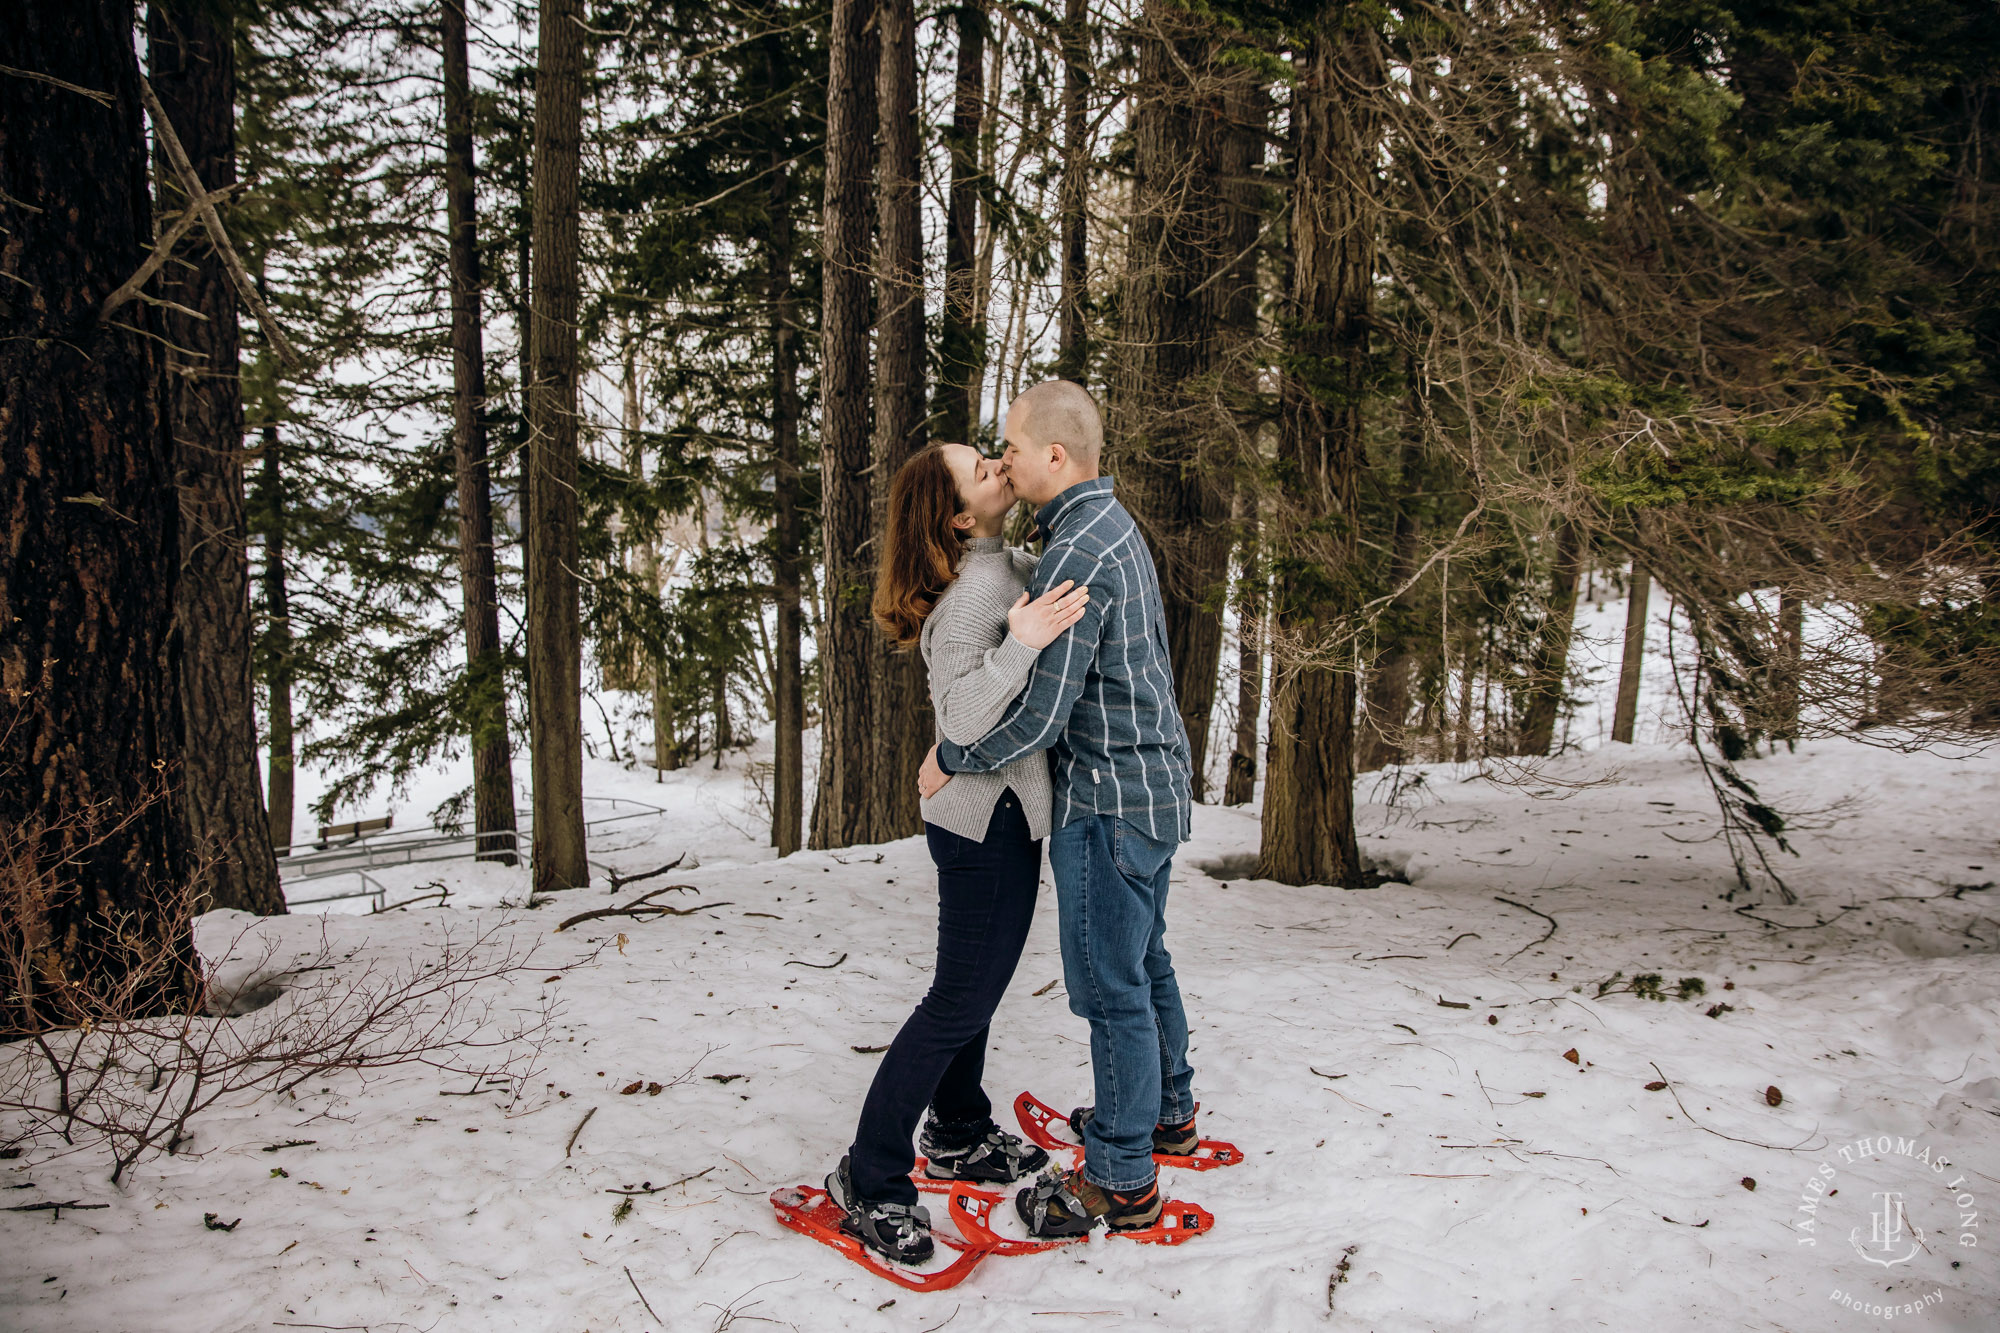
[4,0,1999,1023]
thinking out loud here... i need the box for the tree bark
[1223,487,1264,807]
[1515,519,1585,757]
[525,0,588,892]
[1257,17,1376,888]
[2,0,198,1029]
[1055,0,1088,380]
[1356,427,1423,771]
[935,1,985,444]
[809,0,882,850]
[444,0,519,864]
[1611,564,1650,744]
[257,419,295,854]
[869,0,929,840]
[148,1,284,915]
[764,37,804,857]
[1114,2,1244,800]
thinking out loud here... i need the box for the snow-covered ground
[5,722,1997,1332]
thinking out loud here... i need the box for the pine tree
[1257,9,1380,888]
[811,0,883,849]
[442,0,519,863]
[3,0,198,1027]
[149,0,286,914]
[525,0,589,893]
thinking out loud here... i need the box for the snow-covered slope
[4,733,1996,1332]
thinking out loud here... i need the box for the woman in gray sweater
[823,442,1089,1266]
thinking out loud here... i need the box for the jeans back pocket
[1110,817,1176,880]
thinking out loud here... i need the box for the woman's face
[942,442,1014,528]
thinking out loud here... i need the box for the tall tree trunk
[258,419,295,854]
[1515,519,1585,757]
[525,0,588,892]
[3,0,198,1029]
[809,0,882,850]
[1356,427,1423,771]
[1611,563,1650,744]
[1257,17,1377,888]
[1055,0,1088,379]
[870,0,929,840]
[765,36,805,857]
[1115,1,1242,800]
[935,2,985,444]
[1223,487,1264,807]
[444,0,519,864]
[148,1,284,916]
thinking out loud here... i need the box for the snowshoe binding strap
[921,1121,1049,1183]
[1015,1170,1098,1239]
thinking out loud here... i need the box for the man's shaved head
[1007,380,1103,468]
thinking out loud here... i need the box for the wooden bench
[315,814,392,848]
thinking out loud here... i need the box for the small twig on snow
[626,1265,663,1323]
[1648,1062,1821,1152]
[1494,896,1558,959]
[784,953,847,970]
[565,1105,597,1158]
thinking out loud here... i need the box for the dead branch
[554,885,726,932]
[607,853,687,891]
[136,75,299,365]
[99,184,241,321]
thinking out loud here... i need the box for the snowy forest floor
[4,733,1998,1332]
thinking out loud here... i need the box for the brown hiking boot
[1067,1105,1200,1156]
[1015,1167,1163,1238]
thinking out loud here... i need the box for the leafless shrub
[0,809,552,1184]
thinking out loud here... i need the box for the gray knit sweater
[917,536,1054,841]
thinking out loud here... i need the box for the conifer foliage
[4,0,1998,1021]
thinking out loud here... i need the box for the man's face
[997,417,1054,504]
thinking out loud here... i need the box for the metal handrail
[285,867,391,911]
[276,796,669,881]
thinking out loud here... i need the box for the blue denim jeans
[1048,812,1195,1191]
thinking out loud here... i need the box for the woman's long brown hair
[873,444,967,650]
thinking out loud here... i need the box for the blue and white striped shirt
[935,476,1194,843]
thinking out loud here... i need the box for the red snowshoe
[769,1184,989,1292]
[945,1176,1213,1250]
[1013,1091,1244,1171]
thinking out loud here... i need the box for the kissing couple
[820,380,1202,1264]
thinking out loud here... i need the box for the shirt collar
[962,535,1006,554]
[1033,476,1114,538]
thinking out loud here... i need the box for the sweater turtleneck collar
[962,535,1006,555]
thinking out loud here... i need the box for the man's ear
[1047,441,1068,472]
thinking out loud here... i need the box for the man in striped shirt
[918,380,1199,1238]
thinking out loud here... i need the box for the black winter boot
[826,1155,934,1264]
[919,1115,1049,1184]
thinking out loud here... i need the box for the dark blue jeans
[1048,812,1194,1191]
[847,789,1041,1205]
